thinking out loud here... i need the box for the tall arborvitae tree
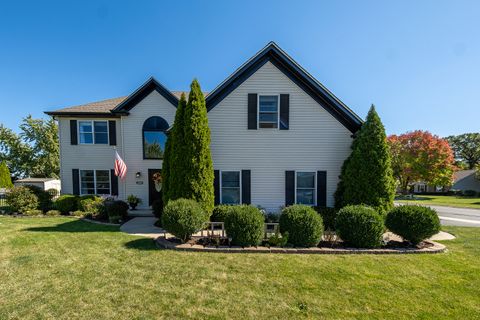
[0,161,13,188]
[162,93,187,205]
[183,79,214,212]
[335,105,395,214]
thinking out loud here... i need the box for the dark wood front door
[148,169,162,206]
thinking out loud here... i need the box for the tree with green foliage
[162,93,187,205]
[0,161,13,188]
[335,105,396,214]
[0,115,59,178]
[446,133,480,170]
[182,79,214,212]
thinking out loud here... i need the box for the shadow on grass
[124,238,157,251]
[24,219,119,233]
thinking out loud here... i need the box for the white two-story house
[45,42,363,212]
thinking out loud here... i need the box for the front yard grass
[396,195,480,209]
[0,216,479,319]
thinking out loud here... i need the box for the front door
[148,169,162,206]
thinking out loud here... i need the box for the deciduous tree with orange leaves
[388,131,455,193]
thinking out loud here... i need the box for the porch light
[135,172,141,178]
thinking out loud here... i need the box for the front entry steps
[128,209,154,217]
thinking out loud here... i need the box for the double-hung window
[296,172,316,205]
[79,121,108,144]
[258,95,279,128]
[221,171,241,204]
[80,170,111,195]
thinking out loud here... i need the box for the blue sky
[0,0,478,136]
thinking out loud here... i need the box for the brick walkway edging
[155,237,446,254]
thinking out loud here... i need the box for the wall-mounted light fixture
[135,172,142,178]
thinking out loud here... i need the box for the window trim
[294,171,316,206]
[77,120,109,145]
[257,94,280,129]
[79,169,111,195]
[219,170,242,205]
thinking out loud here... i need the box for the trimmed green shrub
[335,105,396,215]
[5,186,38,214]
[224,205,264,247]
[46,210,61,216]
[55,195,78,214]
[314,207,338,231]
[280,205,323,247]
[46,188,59,199]
[72,210,86,217]
[336,205,384,248]
[24,209,43,216]
[24,185,53,212]
[211,204,233,222]
[79,197,106,220]
[462,189,477,197]
[152,198,163,218]
[105,200,129,223]
[386,205,441,245]
[162,198,210,242]
[264,212,281,223]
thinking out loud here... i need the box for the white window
[79,121,108,144]
[258,95,279,128]
[80,170,111,195]
[221,171,241,204]
[296,172,316,205]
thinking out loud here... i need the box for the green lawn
[0,217,479,319]
[396,195,480,209]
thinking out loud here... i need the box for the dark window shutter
[241,170,251,205]
[108,121,117,146]
[285,171,295,206]
[214,170,220,205]
[280,94,289,130]
[70,120,78,145]
[248,93,257,130]
[111,169,119,196]
[317,171,327,207]
[72,169,79,195]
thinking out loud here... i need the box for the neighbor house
[45,42,362,212]
[13,178,61,193]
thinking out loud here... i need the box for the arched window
[142,116,169,159]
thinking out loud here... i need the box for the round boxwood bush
[224,205,264,247]
[336,205,384,248]
[280,205,323,247]
[79,197,106,220]
[55,195,78,214]
[5,186,38,214]
[162,198,210,242]
[211,204,233,222]
[24,209,43,216]
[46,210,61,216]
[106,200,129,223]
[386,205,440,245]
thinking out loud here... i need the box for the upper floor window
[79,120,108,144]
[143,116,169,159]
[221,171,241,204]
[258,95,279,128]
[296,172,316,205]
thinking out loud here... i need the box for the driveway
[395,203,480,227]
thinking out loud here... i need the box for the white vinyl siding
[208,61,353,211]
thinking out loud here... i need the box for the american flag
[114,150,127,180]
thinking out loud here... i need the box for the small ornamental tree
[182,79,215,212]
[335,105,396,214]
[162,93,187,205]
[0,161,13,188]
[388,131,455,193]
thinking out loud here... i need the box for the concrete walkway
[120,217,165,239]
[121,217,456,241]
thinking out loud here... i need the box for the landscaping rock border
[155,237,446,254]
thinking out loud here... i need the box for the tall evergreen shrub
[0,161,13,188]
[335,105,396,214]
[182,79,214,212]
